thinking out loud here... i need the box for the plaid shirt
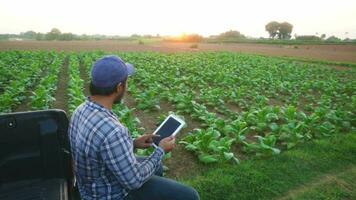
[68,97,165,200]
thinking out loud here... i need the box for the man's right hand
[158,136,176,153]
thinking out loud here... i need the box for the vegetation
[115,52,355,164]
[1,50,355,200]
[30,53,65,110]
[67,54,85,114]
[1,26,355,45]
[265,21,293,39]
[0,51,52,113]
[184,133,356,200]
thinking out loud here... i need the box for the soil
[1,41,356,64]
[52,56,69,112]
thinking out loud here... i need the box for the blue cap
[91,55,135,88]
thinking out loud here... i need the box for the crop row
[116,52,356,163]
[30,53,65,110]
[0,51,54,113]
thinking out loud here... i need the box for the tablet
[152,114,185,145]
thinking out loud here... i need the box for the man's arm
[100,126,164,190]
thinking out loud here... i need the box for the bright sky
[1,0,356,38]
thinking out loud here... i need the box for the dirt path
[52,56,69,113]
[277,165,356,200]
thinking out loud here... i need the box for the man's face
[113,81,127,104]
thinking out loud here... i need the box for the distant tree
[35,32,45,40]
[295,35,321,41]
[217,30,246,40]
[59,33,75,41]
[131,34,141,38]
[45,28,61,40]
[278,22,293,39]
[265,21,280,39]
[80,34,90,40]
[326,35,341,42]
[320,34,326,40]
[21,31,37,39]
[265,21,293,39]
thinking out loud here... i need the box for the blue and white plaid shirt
[68,97,165,200]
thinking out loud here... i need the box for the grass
[182,133,356,200]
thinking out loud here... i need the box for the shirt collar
[85,96,116,116]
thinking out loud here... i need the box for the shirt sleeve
[99,125,165,190]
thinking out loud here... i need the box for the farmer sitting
[68,55,200,200]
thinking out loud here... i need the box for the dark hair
[89,79,127,96]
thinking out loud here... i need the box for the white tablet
[152,114,185,145]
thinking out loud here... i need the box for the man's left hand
[133,134,160,149]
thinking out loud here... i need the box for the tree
[295,35,321,41]
[320,34,326,40]
[217,30,246,40]
[35,32,45,40]
[45,28,61,40]
[265,21,293,39]
[59,33,75,41]
[326,35,341,42]
[278,22,293,39]
[21,31,37,39]
[265,21,280,39]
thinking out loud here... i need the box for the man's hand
[159,136,176,153]
[133,134,159,149]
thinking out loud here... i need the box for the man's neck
[90,95,113,110]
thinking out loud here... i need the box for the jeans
[124,157,200,200]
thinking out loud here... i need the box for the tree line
[0,25,353,43]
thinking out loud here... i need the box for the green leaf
[223,152,234,160]
[198,154,218,164]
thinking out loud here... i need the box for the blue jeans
[124,157,200,200]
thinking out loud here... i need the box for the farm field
[0,50,355,199]
[1,40,356,64]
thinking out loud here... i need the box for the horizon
[1,0,356,39]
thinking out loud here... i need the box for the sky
[1,0,356,39]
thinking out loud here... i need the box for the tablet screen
[153,116,182,145]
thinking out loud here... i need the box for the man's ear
[116,82,125,93]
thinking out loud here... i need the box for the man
[68,55,199,200]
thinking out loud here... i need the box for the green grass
[183,133,356,200]
[290,168,356,200]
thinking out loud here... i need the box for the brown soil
[52,56,69,112]
[123,93,162,134]
[225,102,243,113]
[1,41,356,64]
